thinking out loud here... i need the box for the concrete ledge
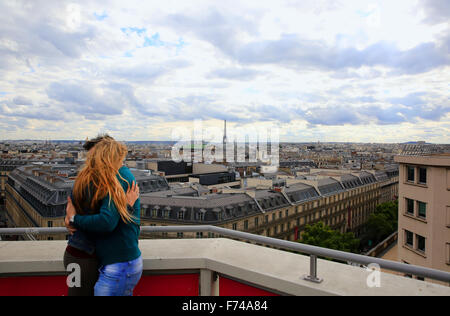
[1,239,450,296]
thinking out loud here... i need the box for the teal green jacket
[73,166,141,267]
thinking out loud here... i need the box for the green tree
[299,222,360,253]
[361,200,398,248]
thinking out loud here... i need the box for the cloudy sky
[0,0,449,143]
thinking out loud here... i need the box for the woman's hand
[126,181,140,207]
[65,197,77,235]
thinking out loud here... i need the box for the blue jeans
[94,256,143,296]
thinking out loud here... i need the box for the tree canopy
[299,221,360,253]
[360,201,398,248]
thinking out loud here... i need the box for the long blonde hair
[73,138,134,223]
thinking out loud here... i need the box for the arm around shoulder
[73,196,121,233]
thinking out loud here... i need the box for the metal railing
[1,225,450,284]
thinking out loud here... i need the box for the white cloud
[0,0,448,143]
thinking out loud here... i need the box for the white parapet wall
[0,239,449,296]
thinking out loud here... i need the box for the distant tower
[223,120,227,144]
[223,120,228,163]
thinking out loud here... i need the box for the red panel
[0,274,278,296]
[219,277,279,296]
[0,274,200,296]
[134,274,199,296]
[0,276,67,296]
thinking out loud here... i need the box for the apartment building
[4,164,170,240]
[140,169,399,241]
[395,154,450,284]
[0,160,28,208]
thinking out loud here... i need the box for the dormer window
[213,208,222,221]
[178,207,186,220]
[226,206,234,217]
[196,209,206,221]
[142,205,150,217]
[152,206,160,218]
[164,206,171,219]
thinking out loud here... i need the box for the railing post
[303,255,323,284]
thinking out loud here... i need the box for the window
[152,209,158,217]
[272,214,276,221]
[406,198,415,215]
[418,202,426,219]
[418,167,427,184]
[196,232,203,239]
[254,217,259,227]
[448,169,450,190]
[417,235,426,253]
[447,207,450,227]
[274,226,278,234]
[232,223,237,230]
[285,209,289,217]
[48,221,53,228]
[196,212,205,221]
[265,215,269,223]
[244,220,249,230]
[405,230,414,247]
[177,232,184,238]
[279,211,282,219]
[178,211,185,220]
[446,243,450,264]
[407,166,415,182]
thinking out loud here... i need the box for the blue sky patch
[356,9,376,18]
[243,87,260,94]
[176,38,186,49]
[121,27,147,36]
[94,11,108,21]
[124,51,134,57]
[144,33,165,47]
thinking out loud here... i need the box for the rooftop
[395,154,450,167]
[0,237,449,296]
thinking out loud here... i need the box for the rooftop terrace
[0,226,449,296]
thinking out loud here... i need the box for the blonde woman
[65,138,142,296]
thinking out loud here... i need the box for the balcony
[1,226,450,296]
